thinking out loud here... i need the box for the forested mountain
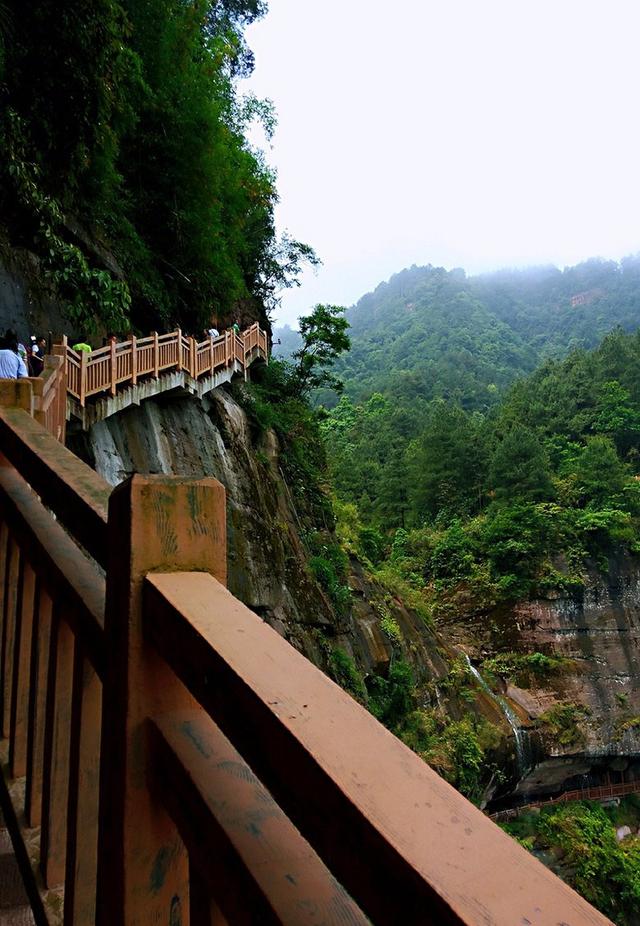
[328,257,640,409]
[318,260,640,631]
[316,259,640,531]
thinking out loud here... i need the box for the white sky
[245,0,640,327]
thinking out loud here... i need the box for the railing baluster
[10,558,36,777]
[41,610,74,888]
[79,350,88,407]
[131,334,137,386]
[0,522,8,645]
[64,643,101,926]
[25,585,53,827]
[1,539,20,737]
[109,340,116,396]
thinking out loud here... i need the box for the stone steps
[0,822,34,926]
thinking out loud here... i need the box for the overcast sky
[245,0,640,327]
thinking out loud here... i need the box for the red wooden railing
[61,323,268,407]
[0,392,613,923]
[492,779,640,823]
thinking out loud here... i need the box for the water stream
[462,654,530,777]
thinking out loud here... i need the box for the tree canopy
[0,0,314,333]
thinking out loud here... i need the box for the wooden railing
[0,398,613,924]
[62,323,268,407]
[492,779,640,823]
[0,355,67,446]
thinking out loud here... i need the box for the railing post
[209,335,214,374]
[96,474,227,926]
[0,379,34,415]
[54,335,68,378]
[78,349,88,408]
[110,339,117,397]
[225,330,231,366]
[176,328,182,371]
[153,331,159,378]
[131,334,137,386]
[190,336,197,378]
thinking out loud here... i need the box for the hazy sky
[245,0,640,326]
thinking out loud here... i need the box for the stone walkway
[0,820,34,926]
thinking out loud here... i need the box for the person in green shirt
[72,340,92,353]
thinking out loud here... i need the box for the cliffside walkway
[491,779,640,824]
[58,323,268,427]
[0,381,614,923]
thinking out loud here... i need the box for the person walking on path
[0,332,28,378]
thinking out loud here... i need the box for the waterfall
[462,654,530,777]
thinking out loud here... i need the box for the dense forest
[0,0,315,335]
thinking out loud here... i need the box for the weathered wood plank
[25,585,53,828]
[96,474,227,926]
[40,613,74,888]
[149,711,369,926]
[0,410,109,566]
[10,560,36,777]
[64,646,101,926]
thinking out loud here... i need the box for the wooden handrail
[63,324,269,407]
[147,711,369,924]
[143,571,610,926]
[0,406,109,565]
[0,456,105,677]
[0,395,612,924]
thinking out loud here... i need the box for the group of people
[0,330,47,379]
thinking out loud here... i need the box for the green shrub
[367,660,415,728]
[329,648,367,702]
[482,651,568,687]
[536,702,591,748]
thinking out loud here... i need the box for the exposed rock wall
[513,558,640,754]
[451,557,640,798]
[0,253,68,342]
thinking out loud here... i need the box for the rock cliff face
[0,252,68,342]
[69,386,449,689]
[451,557,640,799]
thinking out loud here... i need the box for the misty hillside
[276,257,640,410]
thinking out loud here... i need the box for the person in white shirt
[0,333,28,378]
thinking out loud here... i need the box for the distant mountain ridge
[275,256,640,408]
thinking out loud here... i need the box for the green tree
[407,403,488,522]
[593,381,640,456]
[489,426,553,502]
[575,436,628,508]
[292,304,351,394]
